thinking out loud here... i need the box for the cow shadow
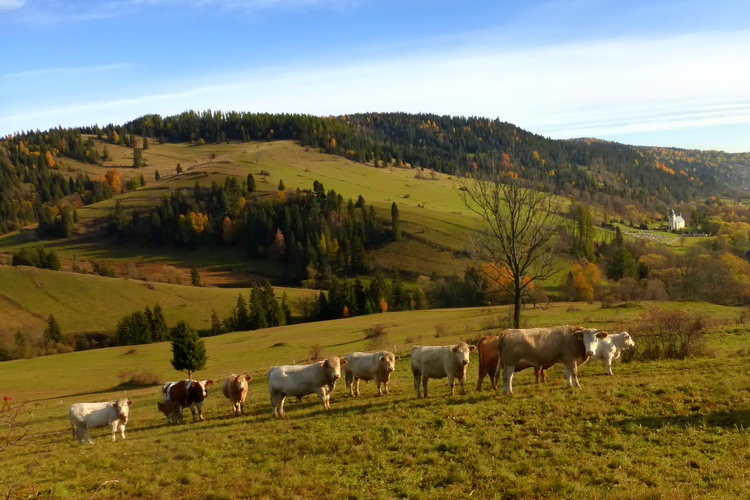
[618,409,750,430]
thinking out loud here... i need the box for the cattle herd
[67,325,635,444]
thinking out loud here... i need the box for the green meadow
[2,302,749,499]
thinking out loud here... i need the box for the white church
[668,209,685,231]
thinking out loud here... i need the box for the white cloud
[3,28,749,152]
[0,0,25,11]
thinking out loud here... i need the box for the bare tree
[458,161,560,328]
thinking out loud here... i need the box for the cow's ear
[573,331,584,340]
[596,331,608,339]
[190,381,200,388]
[450,346,458,352]
[469,345,477,352]
[394,355,401,360]
[245,375,252,381]
[340,359,347,366]
[380,356,386,361]
[230,376,236,382]
[109,402,117,407]
[127,400,132,406]
[206,380,214,386]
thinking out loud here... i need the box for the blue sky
[1,0,749,152]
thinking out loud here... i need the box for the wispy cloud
[2,63,134,80]
[0,0,25,11]
[3,27,749,151]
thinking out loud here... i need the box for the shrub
[628,309,709,361]
[364,324,388,339]
[117,368,163,387]
[434,323,451,338]
[309,343,323,362]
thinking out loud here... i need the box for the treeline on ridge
[4,111,750,234]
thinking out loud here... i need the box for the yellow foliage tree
[188,212,208,233]
[104,168,122,193]
[45,151,56,168]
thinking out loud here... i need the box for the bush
[117,369,163,387]
[364,324,388,339]
[628,309,708,361]
[434,323,451,338]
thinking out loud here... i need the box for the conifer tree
[391,202,402,241]
[169,321,207,379]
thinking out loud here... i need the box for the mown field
[0,265,318,346]
[2,302,749,499]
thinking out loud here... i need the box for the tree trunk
[513,283,522,328]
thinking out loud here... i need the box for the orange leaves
[104,168,122,193]
[45,151,56,168]
[188,212,208,233]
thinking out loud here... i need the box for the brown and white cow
[222,374,252,415]
[344,351,400,397]
[410,342,476,398]
[495,325,607,394]
[68,399,132,445]
[162,379,214,422]
[476,335,551,391]
[157,400,184,424]
[268,356,347,418]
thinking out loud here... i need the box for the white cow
[268,356,347,418]
[68,398,132,445]
[584,331,635,375]
[344,351,400,397]
[410,342,476,398]
[495,325,607,394]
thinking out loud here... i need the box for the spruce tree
[169,321,207,379]
[391,202,402,241]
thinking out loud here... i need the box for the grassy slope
[0,265,317,343]
[1,302,748,499]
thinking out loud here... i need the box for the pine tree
[391,202,402,241]
[234,293,250,331]
[151,304,169,341]
[247,173,256,192]
[44,314,64,347]
[191,267,201,286]
[133,148,143,168]
[169,321,207,379]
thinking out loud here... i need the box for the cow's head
[576,328,607,357]
[379,351,400,372]
[321,356,346,382]
[450,342,476,366]
[190,379,214,398]
[229,374,252,391]
[620,332,635,349]
[110,398,132,423]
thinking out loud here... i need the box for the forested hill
[123,111,750,204]
[2,110,750,233]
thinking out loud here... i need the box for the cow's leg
[540,367,548,383]
[534,366,541,384]
[502,365,515,395]
[476,367,486,391]
[73,423,85,445]
[83,426,94,445]
[448,375,455,396]
[412,369,422,398]
[604,356,614,376]
[490,368,498,391]
[458,375,466,396]
[110,421,118,441]
[271,393,280,418]
[346,372,354,396]
[316,386,329,409]
[354,378,361,397]
[118,422,127,441]
[278,394,287,418]
[422,375,429,398]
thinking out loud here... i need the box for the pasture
[2,303,749,499]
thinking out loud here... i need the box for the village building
[668,209,685,231]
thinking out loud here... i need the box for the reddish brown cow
[162,379,214,422]
[157,400,184,424]
[476,335,551,391]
